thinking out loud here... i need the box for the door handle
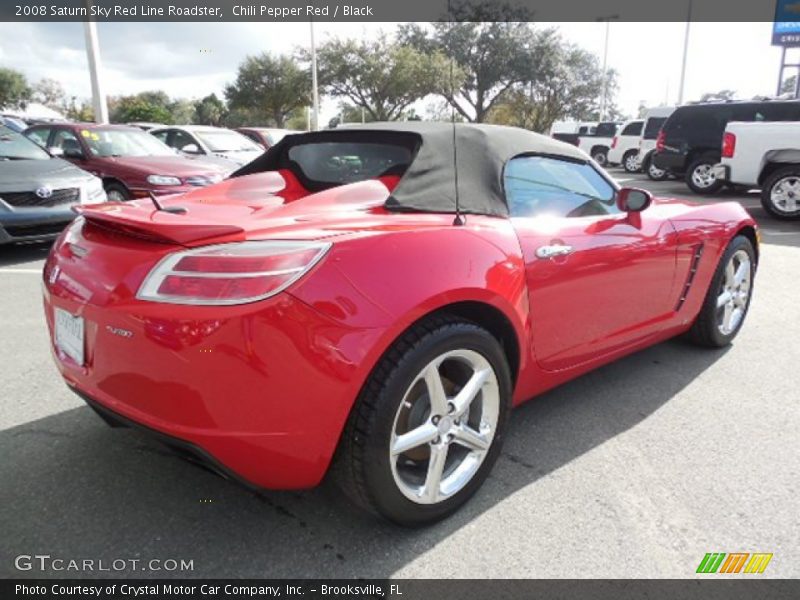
[536,244,574,259]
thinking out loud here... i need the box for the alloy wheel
[106,190,126,203]
[624,153,638,172]
[389,349,500,505]
[770,176,800,215]
[716,249,752,336]
[691,163,716,190]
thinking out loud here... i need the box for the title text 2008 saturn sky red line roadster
[42,123,757,525]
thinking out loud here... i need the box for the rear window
[643,117,667,139]
[287,141,414,186]
[621,121,643,136]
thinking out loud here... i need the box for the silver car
[0,126,106,245]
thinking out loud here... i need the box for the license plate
[55,308,85,366]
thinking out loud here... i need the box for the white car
[607,119,643,172]
[150,125,263,167]
[713,120,800,220]
[636,106,676,181]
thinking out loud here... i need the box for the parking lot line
[0,268,42,274]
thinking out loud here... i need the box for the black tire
[687,235,755,348]
[645,155,669,181]
[104,182,130,202]
[332,315,512,526]
[591,147,609,167]
[685,154,724,194]
[760,166,800,220]
[622,150,640,173]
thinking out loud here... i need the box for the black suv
[652,100,800,194]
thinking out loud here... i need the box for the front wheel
[645,156,669,181]
[104,182,130,202]
[761,166,800,220]
[333,316,511,526]
[687,235,755,347]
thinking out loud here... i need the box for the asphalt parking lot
[1,168,798,579]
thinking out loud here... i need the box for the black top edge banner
[4,579,800,600]
[0,0,785,22]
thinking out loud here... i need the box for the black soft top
[232,121,588,218]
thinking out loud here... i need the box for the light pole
[83,0,108,123]
[597,15,618,121]
[677,0,693,105]
[309,20,320,131]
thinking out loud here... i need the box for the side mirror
[181,143,202,155]
[616,187,653,212]
[47,146,64,157]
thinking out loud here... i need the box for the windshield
[82,128,176,157]
[196,130,261,153]
[0,126,51,160]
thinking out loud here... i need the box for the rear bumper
[651,151,685,173]
[711,164,730,182]
[44,281,382,489]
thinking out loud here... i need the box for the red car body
[41,125,758,495]
[24,123,228,199]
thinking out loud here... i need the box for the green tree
[0,68,32,110]
[225,53,310,127]
[110,94,172,124]
[168,99,196,125]
[781,75,797,95]
[194,93,226,126]
[399,5,553,123]
[487,40,619,133]
[313,36,451,122]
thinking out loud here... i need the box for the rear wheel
[623,150,640,173]
[687,235,755,347]
[761,166,800,220]
[591,147,609,167]
[686,155,724,194]
[333,316,511,526]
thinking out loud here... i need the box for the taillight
[722,132,736,158]
[655,130,666,152]
[137,241,331,305]
[611,136,618,149]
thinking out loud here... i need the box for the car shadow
[0,242,51,268]
[0,338,728,579]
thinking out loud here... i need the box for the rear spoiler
[74,203,246,245]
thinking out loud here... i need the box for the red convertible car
[42,123,757,525]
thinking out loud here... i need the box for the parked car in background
[1,115,28,133]
[126,122,166,131]
[549,121,598,147]
[713,120,800,219]
[42,122,758,525]
[150,125,263,166]
[637,106,675,181]
[607,119,643,172]
[577,121,622,166]
[24,123,228,202]
[1,125,106,244]
[235,127,300,149]
[653,100,800,194]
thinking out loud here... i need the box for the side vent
[676,243,704,311]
